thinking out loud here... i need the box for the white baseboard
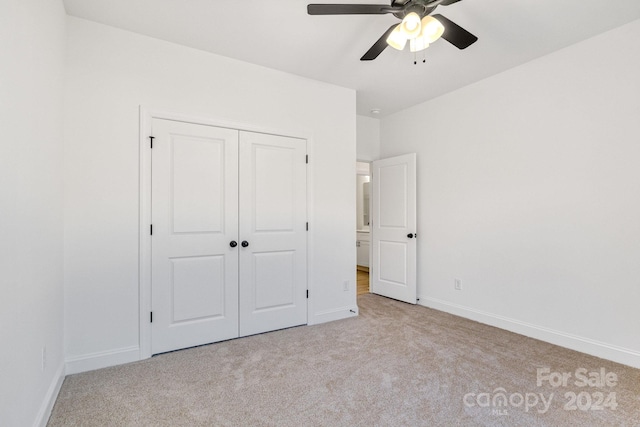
[420,296,640,369]
[310,305,358,325]
[34,362,65,427]
[65,346,140,375]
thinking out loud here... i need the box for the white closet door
[238,131,307,337]
[151,119,239,354]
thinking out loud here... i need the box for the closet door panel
[238,131,307,337]
[151,119,239,354]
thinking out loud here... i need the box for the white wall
[0,0,66,425]
[380,19,640,367]
[64,17,357,372]
[356,115,381,161]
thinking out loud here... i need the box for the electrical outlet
[343,280,349,291]
[454,279,462,291]
[42,346,46,371]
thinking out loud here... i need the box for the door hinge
[306,222,309,231]
[306,290,309,299]
[149,136,154,149]
[150,224,153,235]
[305,154,308,164]
[150,312,153,323]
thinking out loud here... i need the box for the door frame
[355,160,372,277]
[138,106,315,360]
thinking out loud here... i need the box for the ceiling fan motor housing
[392,0,438,19]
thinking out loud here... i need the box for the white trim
[355,160,371,176]
[305,139,315,328]
[140,108,311,141]
[34,362,65,427]
[419,296,640,369]
[139,106,152,360]
[65,346,140,375]
[310,305,358,325]
[139,106,315,359]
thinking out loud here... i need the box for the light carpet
[48,294,640,426]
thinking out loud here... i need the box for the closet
[150,118,307,354]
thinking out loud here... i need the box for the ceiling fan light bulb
[386,25,408,50]
[400,12,421,39]
[420,16,445,43]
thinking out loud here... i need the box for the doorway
[356,161,371,295]
[357,154,417,304]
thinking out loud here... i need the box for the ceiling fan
[307,0,478,61]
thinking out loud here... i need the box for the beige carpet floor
[49,294,640,426]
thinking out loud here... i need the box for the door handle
[230,241,238,248]
[407,233,415,239]
[241,241,249,248]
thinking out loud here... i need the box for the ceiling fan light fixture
[419,16,445,43]
[400,12,422,39]
[386,25,408,50]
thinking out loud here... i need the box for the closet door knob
[230,241,238,248]
[241,241,249,248]
[407,233,414,239]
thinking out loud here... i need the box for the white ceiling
[62,0,640,117]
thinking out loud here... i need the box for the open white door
[370,153,417,304]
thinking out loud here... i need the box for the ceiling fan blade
[361,24,397,61]
[432,14,478,49]
[439,0,463,5]
[307,4,399,15]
